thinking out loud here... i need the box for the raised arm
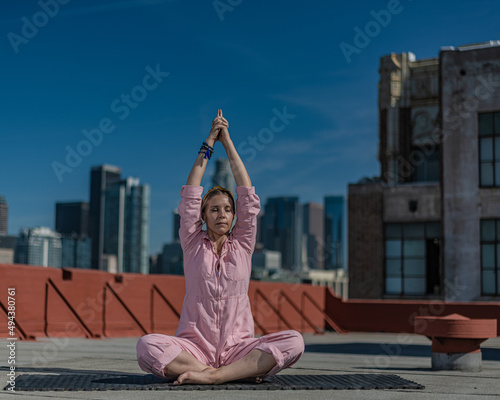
[186,109,227,186]
[218,111,252,187]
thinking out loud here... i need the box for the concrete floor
[1,331,500,399]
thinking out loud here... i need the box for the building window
[479,112,500,187]
[480,219,500,296]
[411,146,440,182]
[385,222,441,296]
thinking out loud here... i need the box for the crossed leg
[173,349,276,385]
[172,330,304,385]
[136,334,270,384]
[162,350,216,380]
[137,330,304,386]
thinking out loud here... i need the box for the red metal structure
[414,313,497,371]
[414,314,497,353]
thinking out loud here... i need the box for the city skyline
[1,0,499,254]
[0,160,343,266]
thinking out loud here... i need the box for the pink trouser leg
[223,330,305,378]
[136,334,210,379]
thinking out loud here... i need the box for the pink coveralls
[137,185,304,379]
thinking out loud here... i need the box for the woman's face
[202,194,234,236]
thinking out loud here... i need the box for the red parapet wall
[1,264,499,340]
[325,289,500,335]
[0,264,327,340]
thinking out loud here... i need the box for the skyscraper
[0,196,8,236]
[55,202,89,237]
[89,165,121,269]
[261,197,303,271]
[172,209,180,242]
[60,236,92,269]
[0,236,16,264]
[160,242,183,275]
[103,177,150,274]
[14,227,62,268]
[324,196,345,270]
[212,158,235,198]
[303,202,324,270]
[55,201,92,269]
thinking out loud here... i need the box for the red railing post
[279,290,323,334]
[45,279,94,338]
[104,282,148,336]
[150,284,181,333]
[255,289,294,331]
[302,291,347,334]
[0,300,28,340]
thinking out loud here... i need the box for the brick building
[349,41,500,301]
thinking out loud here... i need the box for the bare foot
[173,367,219,385]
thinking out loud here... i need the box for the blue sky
[1,0,499,255]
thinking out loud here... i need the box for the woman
[136,109,304,385]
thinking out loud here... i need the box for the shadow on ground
[305,342,430,357]
[305,343,500,361]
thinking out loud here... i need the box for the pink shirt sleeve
[231,186,261,254]
[178,185,204,251]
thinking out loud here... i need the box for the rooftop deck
[1,331,499,399]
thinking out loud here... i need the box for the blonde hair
[201,186,235,216]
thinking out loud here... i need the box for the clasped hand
[209,109,230,145]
